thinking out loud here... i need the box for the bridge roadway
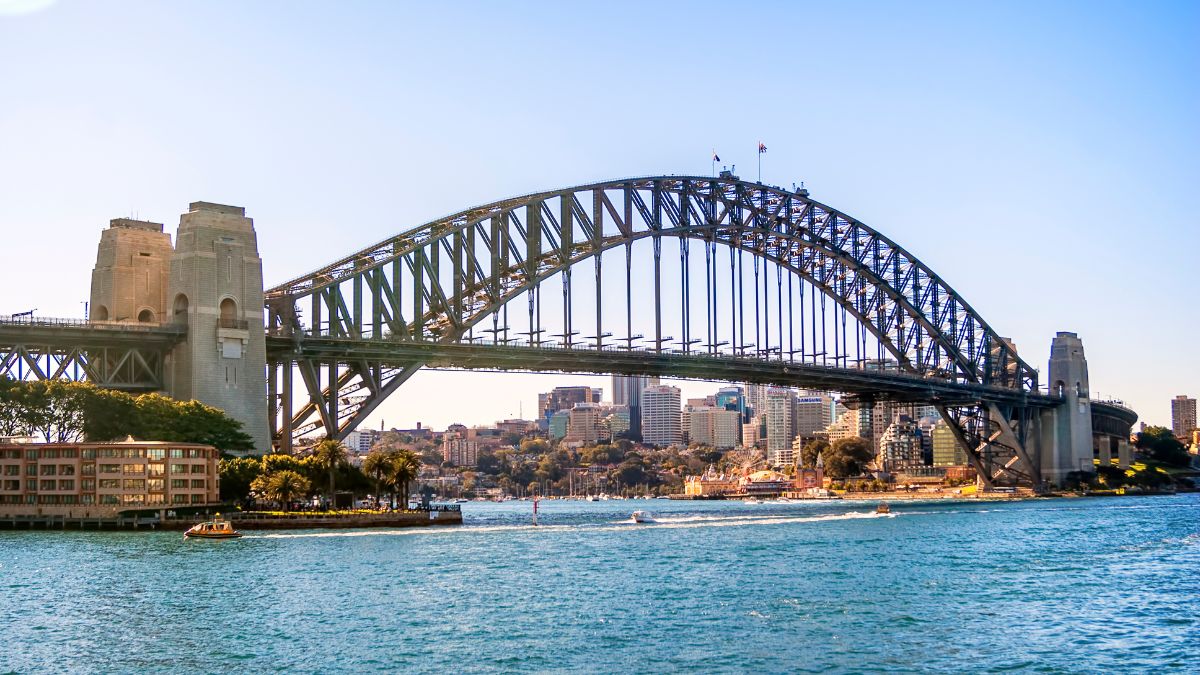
[264,334,1063,410]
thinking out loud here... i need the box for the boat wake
[248,510,898,540]
[644,511,895,530]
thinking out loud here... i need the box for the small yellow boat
[875,502,891,514]
[184,516,242,539]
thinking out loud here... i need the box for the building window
[170,449,184,458]
[59,465,75,476]
[81,494,94,504]
[171,479,187,489]
[190,464,205,474]
[122,479,145,491]
[61,449,77,459]
[123,464,146,475]
[2,480,19,491]
[99,464,120,474]
[172,494,187,504]
[40,464,56,476]
[147,448,165,461]
[2,465,17,476]
[170,464,187,474]
[58,480,75,491]
[98,479,120,489]
[100,495,118,505]
[191,494,205,504]
[39,480,55,491]
[148,463,164,476]
[146,494,164,505]
[24,449,37,460]
[25,465,36,476]
[81,464,95,475]
[82,448,96,459]
[190,479,206,489]
[81,479,94,490]
[148,479,164,492]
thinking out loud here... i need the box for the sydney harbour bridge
[0,174,1136,489]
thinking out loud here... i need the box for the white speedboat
[631,511,652,524]
[743,498,764,505]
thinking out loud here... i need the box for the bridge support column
[166,202,271,455]
[1117,438,1132,469]
[1039,332,1094,486]
[1097,435,1112,466]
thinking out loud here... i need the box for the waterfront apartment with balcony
[0,438,220,517]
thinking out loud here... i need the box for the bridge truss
[266,175,1048,486]
[0,316,184,391]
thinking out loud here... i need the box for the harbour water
[2,495,1197,673]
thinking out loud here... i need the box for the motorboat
[184,516,242,539]
[631,511,652,524]
[875,502,891,515]
[743,498,764,505]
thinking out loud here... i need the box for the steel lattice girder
[265,176,1044,483]
[0,321,184,391]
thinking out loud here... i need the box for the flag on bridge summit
[758,142,767,153]
[712,150,720,162]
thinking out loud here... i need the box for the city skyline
[2,1,1197,429]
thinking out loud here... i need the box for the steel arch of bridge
[266,175,1043,484]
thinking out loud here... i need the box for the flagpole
[757,146,761,182]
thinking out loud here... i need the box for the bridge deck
[266,335,1060,409]
[0,316,186,348]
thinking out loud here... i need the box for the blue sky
[1,0,1196,428]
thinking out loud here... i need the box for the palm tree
[388,449,421,509]
[312,438,348,509]
[251,470,311,511]
[362,448,392,508]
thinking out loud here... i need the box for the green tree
[825,437,875,478]
[252,469,311,510]
[1135,426,1191,467]
[261,453,305,475]
[219,456,263,502]
[81,386,138,441]
[312,438,349,506]
[362,447,393,503]
[520,438,551,455]
[388,449,421,508]
[476,449,502,474]
[801,439,830,468]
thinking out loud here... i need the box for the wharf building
[1171,395,1196,439]
[0,439,220,517]
[88,205,270,454]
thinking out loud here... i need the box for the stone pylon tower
[1039,331,1093,484]
[89,218,173,323]
[166,202,269,454]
